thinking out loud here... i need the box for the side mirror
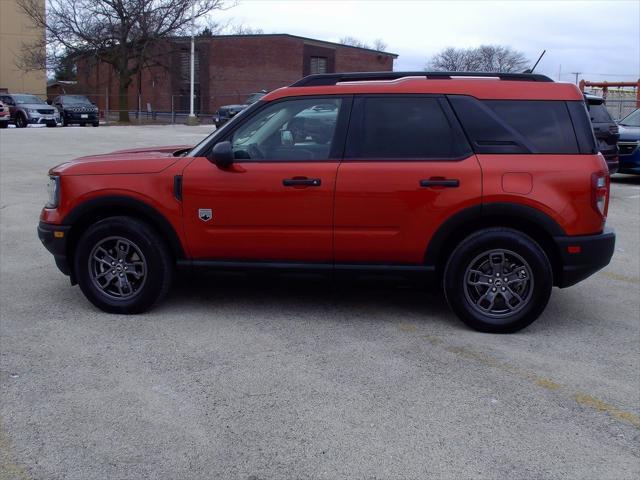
[209,140,234,168]
[46,99,52,105]
[281,130,294,146]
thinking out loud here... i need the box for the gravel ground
[1,125,639,479]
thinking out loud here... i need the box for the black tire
[74,216,173,314]
[15,113,27,128]
[443,228,552,333]
[81,123,86,127]
[0,121,7,129]
[46,122,56,128]
[92,122,99,127]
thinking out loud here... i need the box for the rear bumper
[37,222,73,279]
[554,228,615,287]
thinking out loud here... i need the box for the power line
[560,72,639,78]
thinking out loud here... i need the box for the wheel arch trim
[63,195,186,259]
[425,202,566,276]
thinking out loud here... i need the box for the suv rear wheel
[443,228,552,333]
[74,216,173,314]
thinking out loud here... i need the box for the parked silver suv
[0,94,59,128]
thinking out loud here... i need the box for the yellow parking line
[599,271,640,284]
[397,322,640,430]
[0,417,31,480]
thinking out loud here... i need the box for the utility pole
[571,72,582,85]
[187,4,198,125]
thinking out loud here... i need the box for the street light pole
[187,4,198,125]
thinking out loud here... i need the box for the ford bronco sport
[38,72,615,333]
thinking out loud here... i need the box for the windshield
[187,102,259,157]
[619,109,640,127]
[12,94,46,105]
[245,92,266,105]
[61,95,92,105]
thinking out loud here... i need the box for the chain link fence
[38,92,263,125]
[584,88,638,120]
[19,89,640,125]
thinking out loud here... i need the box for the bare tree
[339,36,388,52]
[427,45,529,73]
[19,0,229,122]
[229,24,264,35]
[372,39,387,52]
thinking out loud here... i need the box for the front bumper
[38,221,74,280]
[618,145,640,174]
[28,112,59,124]
[554,228,615,287]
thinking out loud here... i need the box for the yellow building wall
[0,0,46,95]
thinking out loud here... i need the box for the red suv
[38,72,615,332]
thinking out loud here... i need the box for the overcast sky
[213,0,639,84]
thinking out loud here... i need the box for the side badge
[198,208,213,222]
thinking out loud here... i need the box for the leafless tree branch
[18,0,229,121]
[427,45,530,73]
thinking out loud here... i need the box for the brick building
[75,34,397,115]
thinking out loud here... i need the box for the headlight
[46,175,60,208]
[27,108,38,114]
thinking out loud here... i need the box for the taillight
[591,171,609,219]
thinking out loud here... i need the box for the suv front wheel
[74,216,173,314]
[444,228,553,333]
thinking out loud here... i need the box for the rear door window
[345,96,471,159]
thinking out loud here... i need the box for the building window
[180,49,200,83]
[310,56,328,74]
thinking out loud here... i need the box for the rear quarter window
[449,96,585,154]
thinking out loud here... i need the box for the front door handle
[420,178,460,188]
[283,178,321,187]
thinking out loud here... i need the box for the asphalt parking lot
[1,125,639,479]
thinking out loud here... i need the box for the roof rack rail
[290,71,554,87]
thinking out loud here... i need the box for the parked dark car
[214,91,267,128]
[0,100,9,128]
[617,108,640,175]
[585,94,619,173]
[51,95,99,127]
[0,93,59,128]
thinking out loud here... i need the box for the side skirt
[177,260,436,282]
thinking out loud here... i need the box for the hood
[618,125,640,142]
[219,104,247,111]
[21,103,55,111]
[51,145,191,176]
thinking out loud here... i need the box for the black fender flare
[63,195,185,259]
[425,202,566,268]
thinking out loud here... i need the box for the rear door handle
[420,179,460,188]
[283,178,322,187]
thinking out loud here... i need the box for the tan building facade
[0,0,46,95]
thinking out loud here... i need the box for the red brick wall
[206,36,304,112]
[334,45,394,73]
[74,35,396,115]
